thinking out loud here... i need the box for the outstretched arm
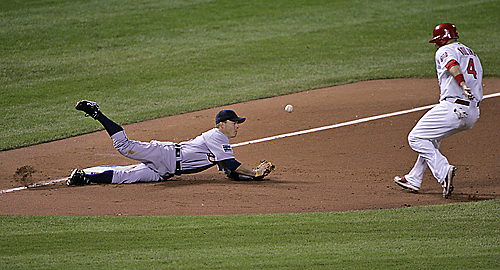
[220,159,274,179]
[234,163,272,178]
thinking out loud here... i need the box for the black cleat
[67,169,90,186]
[75,100,101,119]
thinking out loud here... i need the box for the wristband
[454,74,465,84]
[255,171,259,178]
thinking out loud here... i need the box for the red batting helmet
[429,23,459,47]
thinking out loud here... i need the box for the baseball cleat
[75,100,101,119]
[443,165,456,198]
[394,176,420,192]
[67,169,90,186]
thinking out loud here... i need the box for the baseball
[284,104,293,113]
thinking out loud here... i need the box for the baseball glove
[254,160,275,179]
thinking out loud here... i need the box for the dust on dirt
[13,165,39,187]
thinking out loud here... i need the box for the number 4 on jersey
[467,58,477,79]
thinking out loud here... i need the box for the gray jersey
[109,128,236,183]
[179,128,236,172]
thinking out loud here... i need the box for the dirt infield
[1,78,499,216]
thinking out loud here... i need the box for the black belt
[445,97,479,107]
[175,144,182,175]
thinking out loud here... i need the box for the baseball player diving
[67,100,274,186]
[394,23,483,198]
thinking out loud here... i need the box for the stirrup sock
[86,170,113,184]
[96,113,123,136]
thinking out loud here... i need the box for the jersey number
[467,58,477,79]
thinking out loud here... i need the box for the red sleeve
[445,60,459,71]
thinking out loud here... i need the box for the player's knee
[111,132,134,156]
[407,136,421,151]
[114,142,135,157]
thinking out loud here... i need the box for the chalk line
[2,92,499,194]
[233,92,500,147]
[0,178,68,194]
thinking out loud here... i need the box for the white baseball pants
[404,100,479,188]
[109,131,176,184]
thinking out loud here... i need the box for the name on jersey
[457,47,476,57]
[222,144,233,153]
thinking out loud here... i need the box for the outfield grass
[1,200,499,269]
[1,0,499,150]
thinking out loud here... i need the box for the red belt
[445,98,480,107]
[454,99,470,106]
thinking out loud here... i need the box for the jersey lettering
[439,52,448,63]
[457,47,477,57]
[222,144,232,152]
[466,58,477,79]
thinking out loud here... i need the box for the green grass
[2,2,499,268]
[1,0,499,150]
[1,200,499,269]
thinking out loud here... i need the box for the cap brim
[232,117,246,123]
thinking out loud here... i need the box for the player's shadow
[446,192,498,202]
[395,186,498,202]
[152,175,291,189]
[22,173,301,190]
[416,190,498,202]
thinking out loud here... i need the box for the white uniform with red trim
[435,42,483,101]
[404,42,483,188]
[109,128,236,184]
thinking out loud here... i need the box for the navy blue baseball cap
[215,110,246,124]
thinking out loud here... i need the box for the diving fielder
[394,23,483,198]
[67,100,274,185]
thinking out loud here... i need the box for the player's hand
[255,163,270,176]
[254,160,275,178]
[461,84,474,100]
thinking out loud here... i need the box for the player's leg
[111,163,163,184]
[403,155,427,189]
[67,164,163,185]
[75,100,161,162]
[75,100,174,172]
[110,131,175,175]
[408,137,450,185]
[407,102,467,184]
[67,169,113,186]
[396,102,453,191]
[75,100,176,177]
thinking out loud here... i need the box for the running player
[394,23,483,198]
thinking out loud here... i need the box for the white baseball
[284,104,293,113]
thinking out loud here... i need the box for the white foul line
[2,92,500,194]
[233,92,500,147]
[0,178,68,194]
